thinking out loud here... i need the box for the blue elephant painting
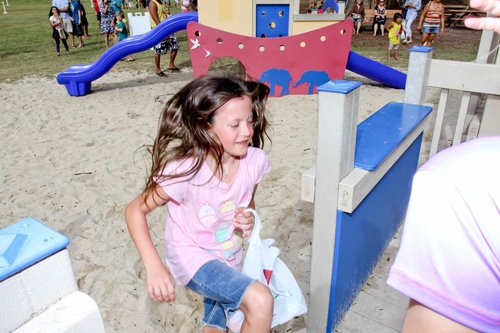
[259,68,292,96]
[293,70,331,94]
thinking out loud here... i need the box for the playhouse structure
[51,1,499,332]
[57,0,406,97]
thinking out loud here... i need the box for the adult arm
[402,300,479,333]
[414,0,422,11]
[346,5,354,17]
[440,3,445,33]
[125,186,176,303]
[417,2,430,29]
[148,0,160,26]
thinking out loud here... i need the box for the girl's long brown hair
[143,75,271,204]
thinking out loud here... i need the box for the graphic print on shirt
[197,201,242,260]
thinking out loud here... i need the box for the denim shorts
[186,260,254,331]
[422,25,440,34]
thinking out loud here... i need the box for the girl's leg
[240,282,273,333]
[62,38,70,53]
[373,23,378,36]
[356,21,361,34]
[387,48,391,60]
[104,33,110,48]
[419,32,429,46]
[55,38,61,56]
[381,24,385,36]
[426,33,436,46]
[395,48,399,60]
[203,327,225,333]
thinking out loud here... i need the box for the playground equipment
[0,219,105,332]
[56,12,198,96]
[301,48,434,332]
[57,10,407,96]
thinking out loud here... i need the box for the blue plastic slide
[57,12,198,96]
[346,51,406,89]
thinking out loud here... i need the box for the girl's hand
[145,263,176,303]
[233,207,255,238]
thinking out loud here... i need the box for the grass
[0,0,190,83]
[0,0,483,83]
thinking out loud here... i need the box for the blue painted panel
[326,134,423,332]
[256,4,289,38]
[355,102,432,171]
[0,218,70,281]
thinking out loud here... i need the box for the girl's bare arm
[125,185,176,303]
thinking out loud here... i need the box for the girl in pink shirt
[126,76,273,332]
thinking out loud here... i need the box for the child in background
[69,0,85,48]
[387,12,404,60]
[78,0,91,38]
[48,6,70,56]
[99,0,115,49]
[125,76,274,332]
[115,11,134,61]
[418,0,445,47]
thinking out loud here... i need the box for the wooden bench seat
[362,9,402,29]
[354,102,432,171]
[444,5,486,27]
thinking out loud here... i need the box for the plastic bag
[227,209,307,332]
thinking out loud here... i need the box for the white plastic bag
[227,209,307,332]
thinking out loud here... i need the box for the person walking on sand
[387,12,405,60]
[148,0,180,76]
[49,6,70,56]
[52,0,74,49]
[402,0,421,44]
[417,0,445,47]
[125,76,274,333]
[373,0,387,36]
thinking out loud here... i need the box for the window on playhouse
[299,0,343,15]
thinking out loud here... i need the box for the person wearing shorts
[149,0,180,76]
[387,12,404,60]
[186,260,255,330]
[346,0,365,34]
[417,0,445,47]
[387,137,500,332]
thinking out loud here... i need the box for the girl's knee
[241,282,273,315]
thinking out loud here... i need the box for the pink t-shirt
[156,147,271,286]
[387,137,500,332]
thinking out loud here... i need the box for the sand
[0,68,413,332]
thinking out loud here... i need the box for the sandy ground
[1,68,423,332]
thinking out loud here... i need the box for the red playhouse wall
[187,21,353,97]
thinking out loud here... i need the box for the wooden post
[307,80,361,333]
[404,46,434,105]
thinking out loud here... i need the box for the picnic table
[444,5,486,27]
